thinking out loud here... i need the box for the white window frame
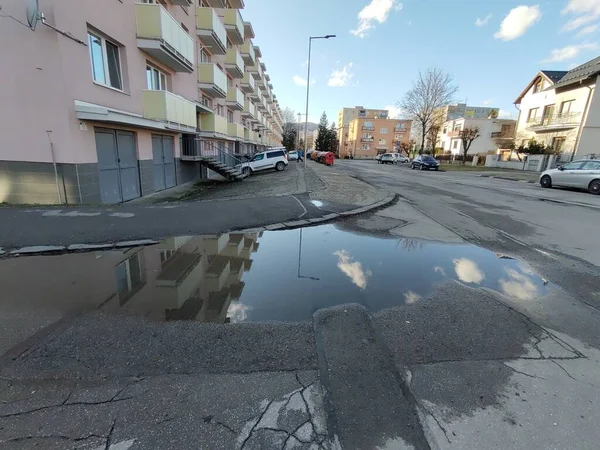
[146,64,167,91]
[88,31,123,91]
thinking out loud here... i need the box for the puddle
[0,225,552,323]
[310,200,324,207]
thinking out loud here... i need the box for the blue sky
[243,0,600,125]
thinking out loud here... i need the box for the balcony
[240,73,255,94]
[240,41,256,66]
[447,130,461,138]
[527,112,582,131]
[226,86,244,111]
[197,63,228,98]
[196,7,227,55]
[170,0,192,5]
[142,90,196,131]
[362,126,375,131]
[361,138,374,143]
[222,9,244,45]
[199,113,228,136]
[228,122,245,140]
[242,100,255,118]
[135,3,194,73]
[225,48,244,79]
[256,76,266,89]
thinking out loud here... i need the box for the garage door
[95,129,141,204]
[152,135,176,192]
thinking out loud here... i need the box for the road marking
[291,195,308,218]
[42,210,101,217]
[109,212,135,218]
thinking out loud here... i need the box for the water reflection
[0,225,553,323]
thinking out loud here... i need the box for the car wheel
[411,164,415,170]
[242,167,251,177]
[540,175,552,188]
[588,179,600,195]
[275,162,285,171]
[420,165,425,170]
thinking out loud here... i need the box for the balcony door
[542,104,555,126]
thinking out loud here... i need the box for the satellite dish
[26,0,41,30]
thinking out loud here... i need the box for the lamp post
[297,113,306,152]
[303,34,336,169]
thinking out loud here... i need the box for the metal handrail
[181,137,247,177]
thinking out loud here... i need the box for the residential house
[439,118,516,156]
[345,117,412,159]
[514,57,600,160]
[337,106,389,155]
[0,0,283,205]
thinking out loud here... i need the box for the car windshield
[423,156,436,162]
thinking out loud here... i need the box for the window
[533,78,543,93]
[362,144,370,150]
[394,134,403,141]
[560,100,575,115]
[146,65,167,91]
[267,151,284,158]
[453,141,458,149]
[217,104,224,116]
[562,161,584,170]
[378,139,386,145]
[527,108,539,122]
[199,49,211,63]
[582,161,600,170]
[227,109,234,123]
[88,31,122,90]
[380,128,388,134]
[201,96,212,109]
[252,153,265,161]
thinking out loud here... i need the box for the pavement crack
[0,395,135,419]
[421,404,451,444]
[551,360,577,381]
[104,419,116,450]
[295,372,307,389]
[502,363,546,380]
[282,419,312,449]
[215,420,237,435]
[240,399,273,450]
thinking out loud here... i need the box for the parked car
[411,155,440,171]
[240,148,288,176]
[376,154,384,162]
[379,154,397,164]
[397,154,410,164]
[539,160,600,194]
[288,151,299,161]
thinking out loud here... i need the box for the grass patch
[440,164,496,172]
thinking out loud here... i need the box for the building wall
[440,103,500,122]
[576,77,600,158]
[345,118,412,159]
[439,119,516,156]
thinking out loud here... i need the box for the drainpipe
[572,81,595,161]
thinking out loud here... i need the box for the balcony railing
[197,63,228,98]
[135,3,194,73]
[447,130,461,138]
[142,90,196,131]
[527,112,582,130]
[196,7,227,55]
[240,73,255,94]
[223,9,244,44]
[228,122,245,139]
[225,48,244,79]
[226,87,244,110]
[240,41,256,66]
[199,112,228,136]
[242,100,255,118]
[181,137,245,179]
[361,138,374,142]
[362,126,374,131]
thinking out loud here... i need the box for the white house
[514,57,600,159]
[439,118,516,156]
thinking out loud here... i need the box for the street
[1,162,600,449]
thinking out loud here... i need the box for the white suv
[241,148,288,176]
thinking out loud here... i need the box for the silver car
[540,159,600,195]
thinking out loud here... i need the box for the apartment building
[337,106,389,154]
[514,57,600,159]
[344,117,412,159]
[437,103,500,122]
[0,0,283,205]
[439,118,516,156]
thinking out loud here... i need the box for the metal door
[95,129,140,204]
[152,135,176,192]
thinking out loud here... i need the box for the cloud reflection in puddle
[334,250,372,289]
[453,258,485,284]
[499,268,540,300]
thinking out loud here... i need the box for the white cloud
[227,302,251,323]
[499,268,540,300]
[483,99,493,106]
[576,24,599,37]
[350,0,402,38]
[542,43,599,63]
[328,63,355,87]
[453,258,485,284]
[498,109,513,119]
[404,291,421,305]
[293,75,315,87]
[494,5,541,41]
[334,250,371,289]
[384,105,402,119]
[562,0,600,31]
[476,13,492,27]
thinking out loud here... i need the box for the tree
[398,68,459,153]
[398,142,411,157]
[281,108,298,152]
[328,122,339,154]
[427,123,442,155]
[459,127,481,164]
[315,112,330,152]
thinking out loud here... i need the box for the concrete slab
[282,220,310,228]
[68,243,116,251]
[9,246,65,255]
[265,223,286,231]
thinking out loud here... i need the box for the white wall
[576,77,599,158]
[439,119,515,155]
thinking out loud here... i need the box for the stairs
[200,156,245,181]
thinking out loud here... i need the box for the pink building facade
[0,0,283,204]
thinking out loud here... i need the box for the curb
[478,174,535,184]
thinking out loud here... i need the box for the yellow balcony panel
[197,63,227,98]
[135,3,194,73]
[229,0,245,8]
[240,41,256,66]
[222,9,244,45]
[142,90,196,131]
[240,72,255,94]
[225,48,244,79]
[196,7,227,55]
[200,113,228,137]
[244,21,255,39]
[242,100,255,118]
[256,76,266,89]
[244,127,251,141]
[228,122,245,140]
[226,87,244,111]
[254,45,262,58]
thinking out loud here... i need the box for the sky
[242,0,600,125]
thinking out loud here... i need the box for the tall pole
[297,113,301,151]
[303,37,312,170]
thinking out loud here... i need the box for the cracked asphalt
[1,160,600,449]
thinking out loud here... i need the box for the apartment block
[514,58,600,159]
[439,119,516,156]
[344,117,412,159]
[437,103,500,122]
[0,0,283,205]
[337,106,390,154]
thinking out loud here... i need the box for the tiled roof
[540,70,568,83]
[552,56,600,89]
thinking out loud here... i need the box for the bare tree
[281,108,297,151]
[459,127,481,164]
[398,68,458,153]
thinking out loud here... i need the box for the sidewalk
[475,170,539,183]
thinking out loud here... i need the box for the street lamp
[297,113,306,151]
[303,34,336,169]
